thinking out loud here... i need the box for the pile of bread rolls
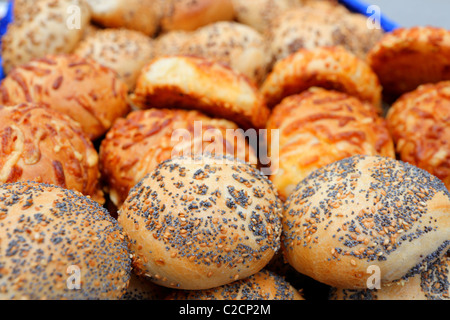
[0,0,448,300]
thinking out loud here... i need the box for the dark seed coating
[0,181,131,300]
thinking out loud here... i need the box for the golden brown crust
[0,181,131,300]
[282,155,450,289]
[2,0,91,74]
[85,0,162,36]
[261,46,382,110]
[267,88,395,200]
[0,103,104,204]
[122,273,171,300]
[330,255,449,300]
[167,269,304,300]
[74,29,155,91]
[0,54,130,141]
[100,108,257,207]
[368,27,450,99]
[118,154,283,290]
[178,22,271,85]
[131,55,270,129]
[161,0,234,32]
[269,3,384,63]
[387,81,450,190]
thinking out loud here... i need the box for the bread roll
[282,155,450,289]
[0,181,131,300]
[269,2,384,63]
[0,103,104,204]
[85,0,162,36]
[330,255,449,300]
[267,88,395,200]
[179,22,271,85]
[2,0,91,74]
[122,273,170,300]
[131,56,270,129]
[167,269,304,300]
[0,54,130,140]
[100,108,257,207]
[74,29,155,91]
[387,81,450,191]
[368,27,450,99]
[161,0,234,32]
[154,30,192,57]
[119,154,282,290]
[261,46,382,110]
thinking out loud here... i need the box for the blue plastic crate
[0,0,399,81]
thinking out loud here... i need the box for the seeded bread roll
[154,30,192,57]
[267,88,395,200]
[131,56,270,129]
[167,269,304,300]
[179,22,271,85]
[119,154,282,290]
[261,46,382,110]
[2,0,91,74]
[122,273,170,300]
[74,29,155,91]
[330,255,449,300]
[85,0,162,36]
[282,155,450,289]
[368,27,450,100]
[161,0,234,32]
[0,103,104,204]
[269,2,384,63]
[0,181,131,300]
[387,81,450,191]
[0,54,130,141]
[100,108,257,207]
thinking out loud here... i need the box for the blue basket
[0,0,399,81]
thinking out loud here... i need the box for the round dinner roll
[167,269,304,300]
[261,46,382,110]
[85,0,162,36]
[179,22,271,85]
[119,154,283,290]
[0,181,131,300]
[74,28,155,91]
[0,54,130,141]
[330,255,449,300]
[122,273,170,300]
[368,27,450,99]
[387,81,450,191]
[2,0,91,74]
[267,88,395,200]
[282,155,450,289]
[154,30,193,57]
[0,103,104,204]
[100,108,257,207]
[269,2,384,63]
[131,56,270,129]
[161,0,234,32]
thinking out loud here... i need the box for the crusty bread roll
[0,181,131,300]
[2,0,91,74]
[330,255,449,300]
[131,56,270,129]
[85,0,162,36]
[161,0,234,32]
[74,28,155,91]
[122,273,170,300]
[167,269,304,300]
[100,108,257,207]
[261,46,382,110]
[179,22,271,85]
[387,81,450,191]
[368,27,450,100]
[0,54,130,141]
[267,88,395,200]
[119,154,282,290]
[0,103,104,204]
[282,155,450,289]
[154,30,193,57]
[269,2,384,63]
